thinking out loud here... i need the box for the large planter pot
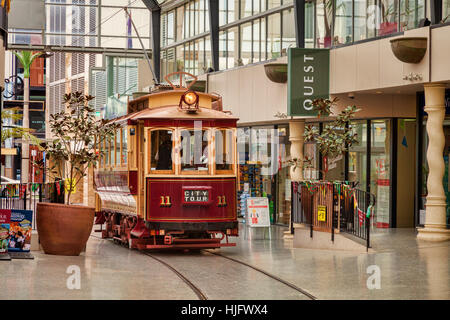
[264,63,288,83]
[36,203,95,256]
[390,37,427,64]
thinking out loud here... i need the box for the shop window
[150,130,174,172]
[354,0,377,42]
[177,5,185,41]
[241,0,253,18]
[205,35,212,70]
[316,0,334,48]
[220,0,227,26]
[349,121,368,190]
[228,0,239,24]
[268,0,282,10]
[333,0,353,45]
[253,19,261,63]
[400,0,425,31]
[121,127,128,165]
[227,27,238,68]
[267,13,281,59]
[370,119,391,228]
[445,1,450,22]
[180,129,209,173]
[305,1,315,48]
[282,8,295,52]
[219,31,227,70]
[198,38,206,74]
[240,22,252,65]
[215,129,234,172]
[377,0,398,36]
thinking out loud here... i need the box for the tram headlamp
[182,91,199,105]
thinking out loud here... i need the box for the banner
[8,210,33,252]
[287,48,330,116]
[0,209,11,254]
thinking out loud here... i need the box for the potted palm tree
[36,92,119,256]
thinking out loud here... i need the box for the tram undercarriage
[94,211,238,250]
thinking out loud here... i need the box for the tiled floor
[1,224,449,300]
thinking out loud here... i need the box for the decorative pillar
[285,119,305,239]
[289,119,305,181]
[417,83,450,242]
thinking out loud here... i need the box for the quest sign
[287,48,330,116]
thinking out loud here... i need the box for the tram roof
[129,105,238,122]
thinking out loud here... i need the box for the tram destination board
[182,186,212,205]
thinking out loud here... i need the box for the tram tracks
[89,235,317,300]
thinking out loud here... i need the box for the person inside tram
[156,136,172,170]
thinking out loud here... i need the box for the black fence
[291,181,376,251]
[0,182,65,230]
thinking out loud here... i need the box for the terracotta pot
[36,202,95,256]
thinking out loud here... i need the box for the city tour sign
[288,48,330,116]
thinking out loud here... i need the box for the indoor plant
[300,98,359,180]
[36,92,119,256]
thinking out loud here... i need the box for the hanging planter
[264,63,288,83]
[390,37,427,64]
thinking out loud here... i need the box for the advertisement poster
[247,197,270,227]
[0,209,11,254]
[8,210,33,252]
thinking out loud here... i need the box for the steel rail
[141,251,208,301]
[89,234,207,300]
[203,249,318,300]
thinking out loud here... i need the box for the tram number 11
[160,196,172,207]
[217,196,227,207]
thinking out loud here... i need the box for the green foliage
[304,99,360,161]
[39,92,120,204]
[1,108,41,146]
[13,51,43,78]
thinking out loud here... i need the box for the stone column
[417,83,450,242]
[284,119,305,239]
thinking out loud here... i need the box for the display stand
[8,252,34,259]
[245,197,271,240]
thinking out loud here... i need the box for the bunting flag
[1,0,11,13]
[358,208,365,227]
[56,181,61,195]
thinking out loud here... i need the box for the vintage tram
[94,72,239,250]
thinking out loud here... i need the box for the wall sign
[317,205,327,222]
[288,48,330,116]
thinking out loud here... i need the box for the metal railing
[0,182,65,230]
[291,181,376,251]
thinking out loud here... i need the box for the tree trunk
[21,77,29,183]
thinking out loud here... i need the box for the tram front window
[180,129,209,172]
[215,129,234,172]
[150,130,173,171]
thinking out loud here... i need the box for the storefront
[303,116,416,229]
[237,123,291,226]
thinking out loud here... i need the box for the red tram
[94,72,239,250]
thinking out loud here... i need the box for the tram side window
[122,127,128,165]
[110,136,115,166]
[104,140,109,166]
[215,129,234,172]
[150,130,173,171]
[180,129,209,172]
[116,129,121,167]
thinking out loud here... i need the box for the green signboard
[288,48,330,116]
